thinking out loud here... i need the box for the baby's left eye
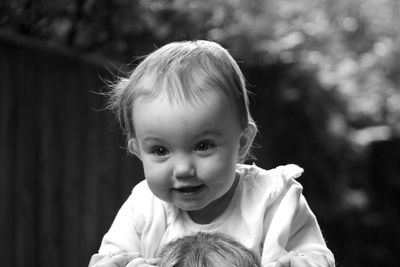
[195,142,214,151]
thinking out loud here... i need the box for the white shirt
[98,164,335,266]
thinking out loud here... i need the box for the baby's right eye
[151,146,170,157]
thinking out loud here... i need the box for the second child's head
[157,232,260,267]
[109,40,257,219]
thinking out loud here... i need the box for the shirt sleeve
[97,180,169,259]
[285,194,335,266]
[98,183,146,255]
[261,167,335,267]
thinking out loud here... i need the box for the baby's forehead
[133,88,228,112]
[133,74,229,108]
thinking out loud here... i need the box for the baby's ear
[128,138,141,159]
[238,123,257,161]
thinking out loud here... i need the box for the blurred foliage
[2,0,400,266]
[2,0,399,136]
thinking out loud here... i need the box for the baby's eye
[151,146,170,157]
[195,142,214,152]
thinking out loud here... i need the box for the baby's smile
[172,184,207,199]
[174,185,205,193]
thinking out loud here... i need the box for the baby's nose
[173,156,195,178]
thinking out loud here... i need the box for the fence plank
[0,39,18,267]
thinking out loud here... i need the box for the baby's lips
[174,184,204,193]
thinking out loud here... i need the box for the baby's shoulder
[128,180,172,231]
[131,179,153,196]
[125,180,166,215]
[237,163,304,196]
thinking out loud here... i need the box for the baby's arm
[89,182,167,266]
[261,181,334,267]
[89,252,159,267]
[281,194,334,267]
[89,189,145,266]
[89,252,139,267]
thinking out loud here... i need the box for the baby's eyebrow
[142,136,165,143]
[196,130,223,138]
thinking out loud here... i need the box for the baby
[89,40,335,267]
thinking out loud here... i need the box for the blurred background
[1,0,399,266]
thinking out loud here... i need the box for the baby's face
[131,92,244,218]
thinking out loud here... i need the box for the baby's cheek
[144,164,172,197]
[146,178,170,202]
[142,160,163,179]
[145,169,166,186]
[200,155,234,176]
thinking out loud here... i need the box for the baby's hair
[157,231,260,267]
[108,40,257,159]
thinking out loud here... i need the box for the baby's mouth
[175,185,204,193]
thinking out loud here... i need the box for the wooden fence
[0,34,143,267]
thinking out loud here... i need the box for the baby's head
[109,40,257,162]
[109,40,257,216]
[157,232,260,267]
